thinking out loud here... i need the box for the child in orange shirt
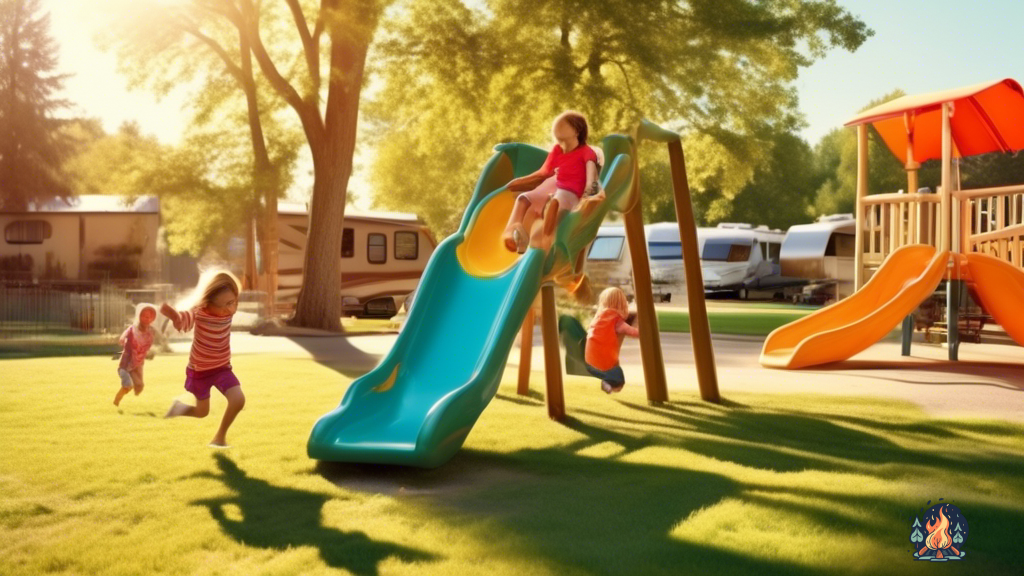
[585,287,639,393]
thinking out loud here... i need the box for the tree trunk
[289,16,373,331]
[239,33,279,311]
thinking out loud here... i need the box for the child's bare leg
[210,387,245,447]
[131,370,144,396]
[114,386,130,407]
[165,397,210,419]
[532,201,569,251]
[503,197,532,251]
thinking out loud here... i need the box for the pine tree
[910,517,924,543]
[0,0,71,211]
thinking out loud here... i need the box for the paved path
[171,330,1024,422]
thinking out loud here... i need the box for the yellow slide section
[761,245,949,369]
[965,252,1024,347]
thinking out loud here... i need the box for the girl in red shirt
[161,271,246,447]
[502,110,605,253]
[585,287,639,393]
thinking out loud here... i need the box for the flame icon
[913,503,967,561]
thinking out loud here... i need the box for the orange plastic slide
[761,245,949,369]
[964,252,1024,347]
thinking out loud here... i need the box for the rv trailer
[275,203,436,319]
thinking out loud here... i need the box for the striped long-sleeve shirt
[178,307,232,372]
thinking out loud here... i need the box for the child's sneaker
[601,381,613,394]
[610,384,625,394]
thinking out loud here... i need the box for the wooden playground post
[667,140,720,403]
[622,157,670,404]
[540,285,566,420]
[941,101,961,361]
[902,114,920,356]
[854,125,870,290]
[517,308,535,396]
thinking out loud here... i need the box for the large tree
[369,0,872,236]
[0,0,71,210]
[179,0,387,331]
[106,0,304,301]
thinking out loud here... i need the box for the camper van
[780,214,856,303]
[644,223,688,302]
[641,222,787,299]
[585,225,635,300]
[275,203,436,318]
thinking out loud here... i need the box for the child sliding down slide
[502,110,605,254]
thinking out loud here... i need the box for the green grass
[657,310,812,336]
[2,354,1023,575]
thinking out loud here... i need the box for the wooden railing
[956,184,1024,267]
[860,192,942,267]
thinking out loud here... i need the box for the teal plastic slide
[308,134,636,467]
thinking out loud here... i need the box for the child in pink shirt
[114,303,157,406]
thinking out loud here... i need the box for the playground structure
[762,78,1024,369]
[308,120,720,468]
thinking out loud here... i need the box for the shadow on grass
[317,397,1024,576]
[283,335,382,379]
[798,359,1024,392]
[191,454,435,576]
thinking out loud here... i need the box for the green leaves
[368,0,871,236]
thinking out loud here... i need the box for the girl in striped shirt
[160,271,246,447]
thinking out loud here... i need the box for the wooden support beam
[517,308,534,396]
[622,163,670,404]
[667,140,719,403]
[540,285,565,420]
[855,125,870,290]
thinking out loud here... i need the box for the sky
[42,0,1024,204]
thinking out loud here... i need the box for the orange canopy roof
[844,79,1024,165]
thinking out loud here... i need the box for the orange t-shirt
[585,308,630,371]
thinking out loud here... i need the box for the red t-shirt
[540,144,599,197]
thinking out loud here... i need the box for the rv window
[5,220,52,244]
[768,242,781,262]
[588,237,624,261]
[648,242,682,260]
[825,233,856,257]
[367,233,387,264]
[341,228,354,258]
[702,240,751,262]
[395,231,418,260]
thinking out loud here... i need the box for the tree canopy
[368,0,872,236]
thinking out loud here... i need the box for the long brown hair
[179,270,240,310]
[553,110,589,145]
[199,272,240,308]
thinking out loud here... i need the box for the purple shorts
[184,366,240,401]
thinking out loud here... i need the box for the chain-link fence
[0,281,131,339]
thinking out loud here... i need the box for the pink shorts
[184,366,240,401]
[518,176,580,217]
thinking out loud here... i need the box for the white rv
[639,222,789,299]
[644,223,688,302]
[780,214,856,303]
[275,203,436,318]
[585,225,635,300]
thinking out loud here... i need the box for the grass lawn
[2,353,1022,575]
[657,309,813,336]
